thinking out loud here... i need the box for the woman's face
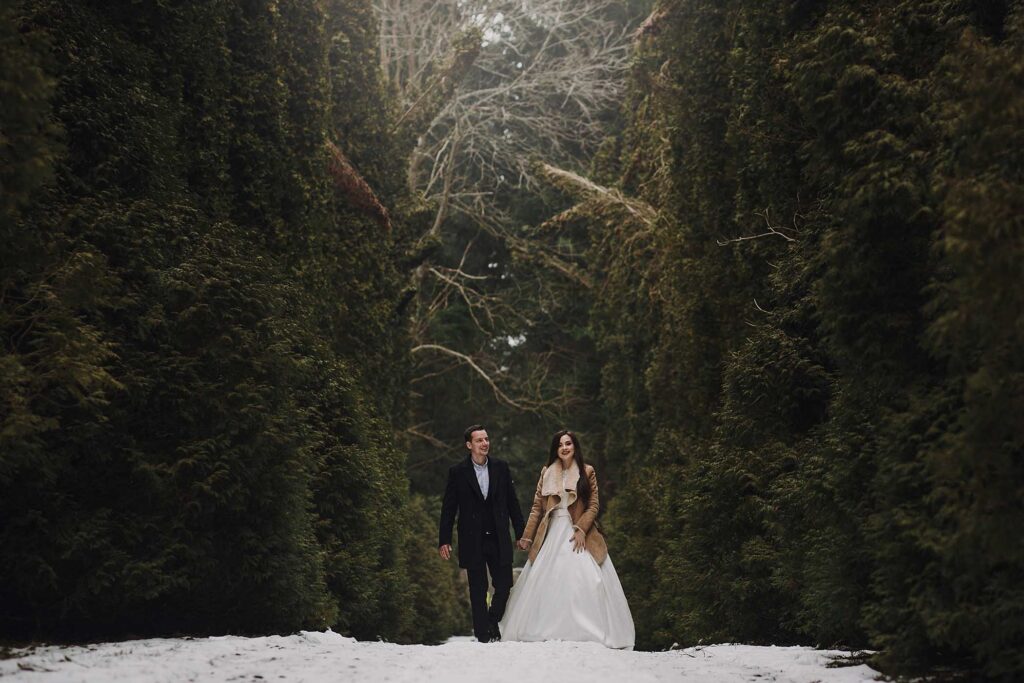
[557,434,574,463]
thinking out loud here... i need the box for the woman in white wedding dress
[499,430,635,648]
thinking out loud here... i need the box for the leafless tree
[377,0,631,217]
[374,0,634,442]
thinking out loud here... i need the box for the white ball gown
[498,488,635,648]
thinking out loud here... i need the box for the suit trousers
[466,533,513,642]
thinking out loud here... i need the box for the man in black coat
[438,424,526,642]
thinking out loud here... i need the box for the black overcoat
[438,455,525,568]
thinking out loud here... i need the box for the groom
[438,424,526,642]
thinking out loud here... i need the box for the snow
[0,630,882,682]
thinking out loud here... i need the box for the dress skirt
[499,508,635,648]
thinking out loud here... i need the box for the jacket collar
[541,458,579,506]
[464,453,491,469]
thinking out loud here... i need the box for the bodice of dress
[552,472,572,518]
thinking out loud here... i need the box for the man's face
[467,429,490,460]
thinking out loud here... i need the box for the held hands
[443,539,536,555]
[570,528,586,553]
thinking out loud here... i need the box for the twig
[405,426,449,450]
[717,208,797,246]
[411,343,528,410]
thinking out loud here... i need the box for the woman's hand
[570,528,586,553]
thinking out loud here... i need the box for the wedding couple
[438,425,634,648]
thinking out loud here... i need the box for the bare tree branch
[382,0,632,199]
[634,5,670,40]
[411,343,530,411]
[325,139,391,231]
[449,196,593,289]
[717,208,799,246]
[405,425,450,450]
[392,28,483,142]
[537,162,659,227]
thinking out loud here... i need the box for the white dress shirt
[473,457,490,499]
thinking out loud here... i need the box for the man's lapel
[486,457,498,500]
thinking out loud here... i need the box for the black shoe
[488,619,501,642]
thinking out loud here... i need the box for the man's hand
[516,538,531,551]
[439,544,452,560]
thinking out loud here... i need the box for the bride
[499,430,635,648]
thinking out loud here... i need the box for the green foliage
[399,494,472,643]
[0,0,466,644]
[580,0,1024,679]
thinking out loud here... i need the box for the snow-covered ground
[0,630,882,682]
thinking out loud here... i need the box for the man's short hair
[464,424,486,444]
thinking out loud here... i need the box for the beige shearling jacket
[522,460,608,565]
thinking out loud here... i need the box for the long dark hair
[547,430,591,509]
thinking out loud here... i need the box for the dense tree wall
[588,1,1022,679]
[0,0,465,643]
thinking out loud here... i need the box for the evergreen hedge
[1,0,463,643]
[589,1,1023,679]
